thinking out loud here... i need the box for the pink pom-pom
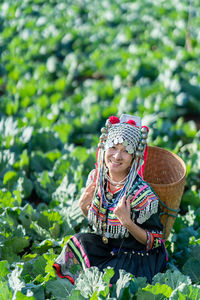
[109,116,120,124]
[127,120,136,126]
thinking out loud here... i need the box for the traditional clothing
[53,174,167,284]
[53,115,167,284]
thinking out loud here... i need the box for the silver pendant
[102,222,107,229]
[106,192,113,200]
[125,232,129,238]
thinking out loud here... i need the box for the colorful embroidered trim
[68,236,90,269]
[88,174,161,238]
[52,263,75,285]
[146,231,163,251]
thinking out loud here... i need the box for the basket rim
[144,146,187,188]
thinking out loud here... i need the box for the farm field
[0,0,200,299]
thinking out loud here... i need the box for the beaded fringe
[137,199,159,224]
[88,210,128,239]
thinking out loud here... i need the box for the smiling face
[105,144,133,179]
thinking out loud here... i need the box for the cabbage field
[0,0,200,299]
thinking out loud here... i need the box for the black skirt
[53,232,167,284]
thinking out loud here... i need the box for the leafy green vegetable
[0,261,10,279]
[0,0,199,298]
[46,277,73,299]
[75,267,108,298]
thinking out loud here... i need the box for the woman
[53,114,167,284]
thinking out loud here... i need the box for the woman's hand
[113,194,132,227]
[79,181,96,217]
[114,194,147,245]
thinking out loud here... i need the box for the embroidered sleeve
[146,231,163,251]
[130,178,163,250]
[136,208,163,251]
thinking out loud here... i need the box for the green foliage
[0,0,200,298]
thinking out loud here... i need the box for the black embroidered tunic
[53,172,167,285]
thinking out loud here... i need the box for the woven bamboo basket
[143,146,186,239]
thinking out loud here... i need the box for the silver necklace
[104,173,128,187]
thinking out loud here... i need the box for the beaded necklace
[101,181,127,209]
[104,171,129,187]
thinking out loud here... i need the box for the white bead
[138,145,143,151]
[141,133,148,139]
[101,127,107,133]
[141,139,147,145]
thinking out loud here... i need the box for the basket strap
[158,198,180,215]
[159,211,179,217]
[144,181,181,215]
[159,200,180,240]
[127,181,180,221]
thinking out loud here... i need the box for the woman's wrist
[79,199,88,216]
[81,208,88,217]
[123,220,147,245]
[120,217,132,228]
[79,202,88,216]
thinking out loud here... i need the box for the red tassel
[138,145,148,178]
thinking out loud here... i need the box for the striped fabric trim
[134,195,158,210]
[146,231,154,251]
[131,190,149,206]
[52,263,75,285]
[90,203,121,224]
[107,219,121,226]
[146,231,163,251]
[71,236,90,268]
[68,236,90,269]
[132,184,148,201]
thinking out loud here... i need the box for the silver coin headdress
[94,114,149,195]
[98,114,148,159]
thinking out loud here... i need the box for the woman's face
[105,144,133,178]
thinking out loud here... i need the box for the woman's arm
[79,181,96,217]
[114,194,163,250]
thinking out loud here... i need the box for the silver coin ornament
[118,137,123,144]
[141,133,148,139]
[141,139,147,145]
[105,232,110,238]
[100,133,106,139]
[138,145,144,151]
[106,120,112,128]
[114,138,118,145]
[125,232,129,238]
[101,127,107,133]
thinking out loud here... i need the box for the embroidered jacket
[86,169,163,251]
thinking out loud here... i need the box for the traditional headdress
[95,114,149,197]
[99,114,148,156]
